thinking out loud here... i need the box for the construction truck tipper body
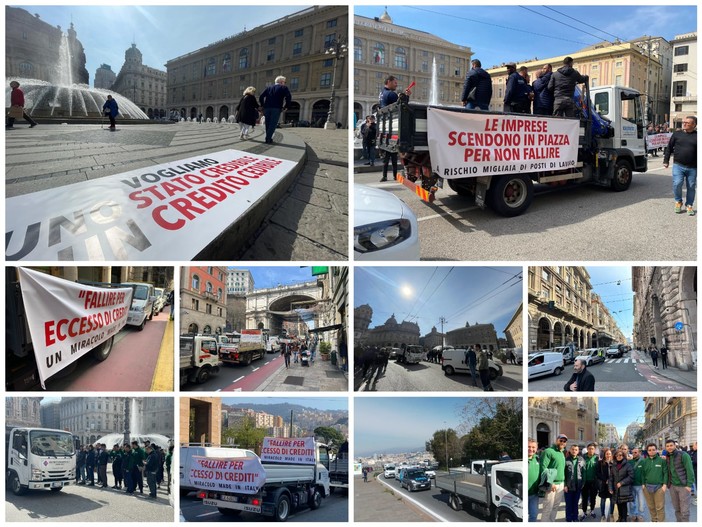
[194,436,330,522]
[179,334,222,386]
[376,84,647,217]
[435,460,523,521]
[6,427,76,495]
[219,329,266,366]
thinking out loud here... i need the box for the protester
[665,438,695,522]
[477,346,494,391]
[628,447,645,522]
[539,434,567,522]
[363,115,377,168]
[611,449,634,522]
[259,76,292,144]
[528,438,540,522]
[461,59,492,111]
[235,86,260,140]
[564,357,596,392]
[6,80,38,129]
[597,448,615,521]
[581,443,599,520]
[532,64,554,116]
[663,116,697,215]
[642,443,667,522]
[145,445,160,498]
[111,444,123,489]
[548,56,588,117]
[564,444,586,522]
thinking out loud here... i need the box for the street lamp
[324,35,347,130]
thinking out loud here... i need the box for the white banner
[427,108,581,179]
[6,150,297,261]
[18,268,133,389]
[646,133,672,149]
[189,456,266,494]
[260,437,316,464]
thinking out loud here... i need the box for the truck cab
[397,345,423,365]
[6,427,76,495]
[179,334,221,385]
[122,282,156,331]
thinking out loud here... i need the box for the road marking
[216,388,222,392]
[417,206,479,222]
[375,474,451,522]
[232,376,245,383]
[197,512,221,517]
[252,367,260,372]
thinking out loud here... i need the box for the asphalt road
[354,157,696,261]
[180,488,348,522]
[355,359,522,391]
[375,473,487,522]
[182,352,283,392]
[529,355,692,392]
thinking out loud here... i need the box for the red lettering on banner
[485,118,499,131]
[464,148,491,162]
[152,205,186,231]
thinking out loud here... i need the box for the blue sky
[598,397,645,439]
[586,266,634,340]
[10,5,311,86]
[355,266,522,337]
[228,266,322,290]
[355,5,697,69]
[222,397,348,411]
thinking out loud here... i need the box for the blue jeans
[468,362,478,385]
[600,496,614,518]
[263,107,281,143]
[528,494,539,522]
[672,163,696,206]
[565,488,582,521]
[465,102,489,110]
[629,485,645,517]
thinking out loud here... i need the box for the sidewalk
[354,474,435,522]
[255,352,347,392]
[632,349,697,389]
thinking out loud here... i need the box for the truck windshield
[29,430,75,457]
[130,285,150,300]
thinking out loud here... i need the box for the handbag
[8,105,24,119]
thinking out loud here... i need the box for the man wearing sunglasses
[540,434,568,522]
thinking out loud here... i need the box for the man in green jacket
[540,434,567,522]
[628,447,645,521]
[580,442,599,520]
[665,439,695,522]
[527,438,540,521]
[642,443,668,522]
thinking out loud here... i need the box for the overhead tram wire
[447,278,522,324]
[541,6,626,42]
[406,267,455,323]
[518,5,622,44]
[444,272,522,322]
[403,267,440,322]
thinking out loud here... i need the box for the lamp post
[324,35,347,130]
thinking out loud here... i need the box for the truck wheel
[611,159,632,191]
[447,179,473,196]
[196,367,211,384]
[554,366,563,376]
[497,510,515,522]
[244,353,252,366]
[92,336,114,362]
[50,487,63,492]
[444,366,455,376]
[309,488,322,510]
[9,473,27,496]
[449,494,461,511]
[137,318,146,331]
[275,494,291,522]
[217,508,241,516]
[488,174,533,217]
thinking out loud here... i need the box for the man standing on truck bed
[379,75,412,182]
[461,59,492,110]
[548,56,588,118]
[664,116,697,216]
[503,62,531,114]
[532,64,554,116]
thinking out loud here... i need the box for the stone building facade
[6,7,88,84]
[110,43,167,119]
[528,397,599,449]
[600,423,621,448]
[227,269,254,295]
[422,326,445,349]
[632,266,696,371]
[643,396,697,449]
[57,397,126,446]
[669,32,697,129]
[445,322,498,351]
[364,314,420,349]
[180,266,228,335]
[504,304,523,349]
[165,6,348,126]
[94,63,116,89]
[181,397,222,446]
[245,279,323,337]
[353,8,471,119]
[6,397,42,428]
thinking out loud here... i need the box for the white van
[441,348,503,380]
[528,351,565,379]
[383,463,396,479]
[122,282,156,331]
[180,444,258,497]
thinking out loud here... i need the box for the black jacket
[461,67,492,105]
[610,460,634,504]
[235,94,260,126]
[532,71,554,113]
[664,130,697,168]
[504,72,530,105]
[563,367,595,391]
[548,66,588,100]
[363,122,377,146]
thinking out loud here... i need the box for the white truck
[219,329,266,366]
[397,345,423,365]
[193,437,330,522]
[180,444,259,497]
[122,282,156,331]
[322,441,348,491]
[435,460,522,521]
[6,427,76,495]
[180,334,222,386]
[377,83,647,216]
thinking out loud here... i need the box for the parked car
[606,346,623,358]
[528,351,565,379]
[577,348,605,366]
[552,344,576,365]
[441,348,503,380]
[383,464,396,479]
[354,184,420,260]
[424,469,436,479]
[152,287,166,315]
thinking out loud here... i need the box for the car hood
[354,184,408,227]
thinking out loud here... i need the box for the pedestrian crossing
[604,358,644,364]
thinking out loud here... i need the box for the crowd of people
[529,435,697,522]
[75,441,173,499]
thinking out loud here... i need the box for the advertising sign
[427,108,580,179]
[260,436,316,464]
[18,267,133,389]
[6,150,296,261]
[189,456,266,494]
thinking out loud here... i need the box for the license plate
[51,482,63,488]
[220,494,238,502]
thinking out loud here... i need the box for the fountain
[93,399,171,449]
[429,57,439,106]
[6,31,148,120]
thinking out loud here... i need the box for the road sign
[674,321,684,331]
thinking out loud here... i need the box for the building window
[320,72,332,88]
[192,275,200,290]
[206,281,213,293]
[354,37,363,62]
[218,288,223,300]
[267,50,275,62]
[206,57,216,76]
[673,81,686,97]
[239,48,249,69]
[615,60,623,68]
[422,61,428,73]
[294,28,303,37]
[592,64,598,70]
[222,53,231,72]
[394,47,407,70]
[291,64,300,72]
[290,77,299,90]
[327,18,337,28]
[615,75,622,86]
[191,298,199,310]
[373,43,385,65]
[324,33,335,48]
[268,37,276,45]
[321,58,332,67]
[675,103,683,112]
[439,63,445,75]
[206,304,212,314]
[19,62,33,76]
[542,269,551,282]
[674,45,689,56]
[673,63,688,73]
[293,42,302,56]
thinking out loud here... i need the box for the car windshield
[129,285,150,300]
[29,430,75,456]
[407,470,425,478]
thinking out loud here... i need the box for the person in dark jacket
[379,75,412,109]
[86,445,96,485]
[465,345,478,387]
[166,445,173,494]
[563,358,595,392]
[6,80,38,128]
[581,442,599,520]
[76,446,86,484]
[665,439,695,522]
[461,59,492,110]
[659,344,669,369]
[145,446,159,498]
[97,443,109,488]
[664,116,697,215]
[102,94,119,129]
[532,64,554,116]
[122,444,136,495]
[477,346,494,391]
[111,444,123,489]
[564,444,586,522]
[503,63,531,113]
[131,440,145,493]
[548,56,588,117]
[597,448,615,521]
[610,449,634,521]
[235,86,260,140]
[363,115,377,168]
[649,346,659,368]
[259,76,292,144]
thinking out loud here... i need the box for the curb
[151,315,175,391]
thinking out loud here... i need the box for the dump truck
[219,329,266,366]
[322,441,349,491]
[435,460,522,521]
[376,83,646,216]
[180,334,222,386]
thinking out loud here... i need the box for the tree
[221,415,266,454]
[462,401,522,461]
[426,428,463,470]
[314,426,345,447]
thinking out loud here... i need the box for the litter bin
[331,350,338,366]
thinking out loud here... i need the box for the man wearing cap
[503,62,531,114]
[548,56,588,118]
[540,434,568,522]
